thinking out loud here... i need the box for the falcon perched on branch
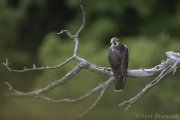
[108,37,128,91]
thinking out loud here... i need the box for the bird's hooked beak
[110,39,113,44]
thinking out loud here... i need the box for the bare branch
[73,5,86,56]
[119,52,180,110]
[3,56,74,73]
[4,82,25,96]
[119,69,169,110]
[56,30,74,38]
[86,54,175,78]
[71,87,108,120]
[3,5,86,73]
[5,82,16,91]
[4,63,83,97]
[71,77,113,120]
[76,5,86,36]
[35,77,114,103]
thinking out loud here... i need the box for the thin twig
[73,5,86,56]
[76,5,86,36]
[71,79,111,120]
[34,77,114,104]
[4,64,83,97]
[3,56,74,73]
[71,88,107,120]
[56,30,74,38]
[119,64,177,110]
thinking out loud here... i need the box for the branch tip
[71,87,108,120]
[3,58,8,66]
[4,82,13,91]
[76,4,86,36]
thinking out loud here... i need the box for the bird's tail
[114,76,126,92]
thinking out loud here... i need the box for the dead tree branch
[3,5,180,120]
[119,51,180,110]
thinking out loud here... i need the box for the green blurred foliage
[0,0,180,120]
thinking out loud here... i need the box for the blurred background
[0,0,180,120]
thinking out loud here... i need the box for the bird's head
[110,37,120,46]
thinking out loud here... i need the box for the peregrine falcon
[108,37,128,91]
